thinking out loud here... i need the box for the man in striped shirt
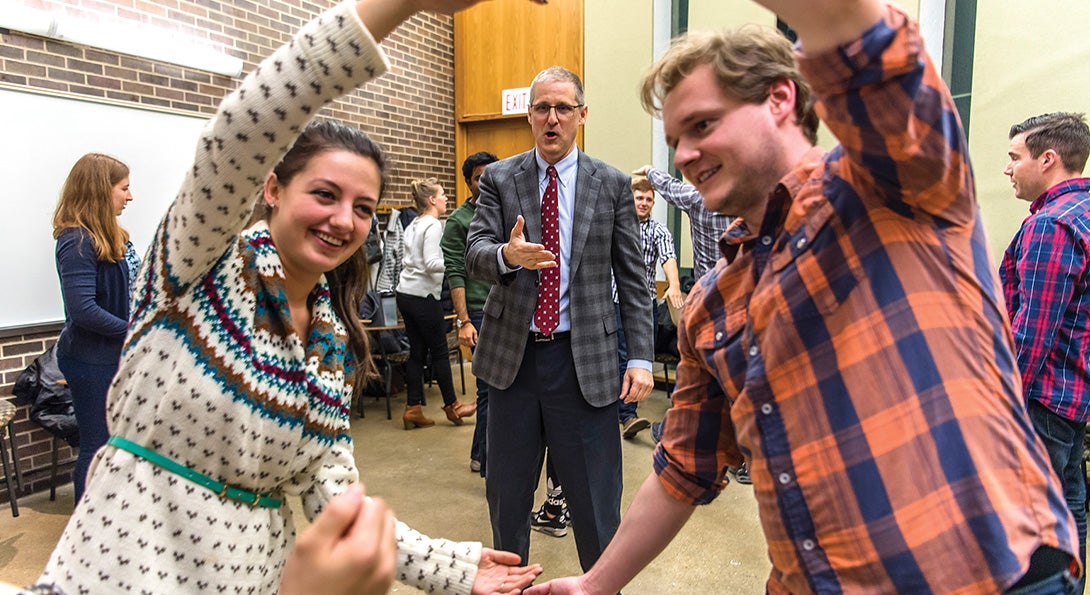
[525,1,1079,593]
[613,175,684,439]
[1000,111,1090,590]
[632,164,732,283]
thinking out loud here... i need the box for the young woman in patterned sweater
[35,0,544,593]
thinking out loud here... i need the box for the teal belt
[108,435,283,508]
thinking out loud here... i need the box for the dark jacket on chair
[13,343,79,446]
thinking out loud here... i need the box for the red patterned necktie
[534,165,560,336]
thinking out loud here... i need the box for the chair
[654,297,685,398]
[49,434,65,501]
[0,398,23,517]
[361,322,410,420]
[655,352,680,398]
[444,320,466,395]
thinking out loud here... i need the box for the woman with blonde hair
[398,177,477,429]
[51,152,140,504]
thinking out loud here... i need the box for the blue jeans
[616,302,657,423]
[55,354,117,505]
[468,309,489,477]
[1027,399,1087,593]
[1006,569,1080,595]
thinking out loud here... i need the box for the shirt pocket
[763,206,859,323]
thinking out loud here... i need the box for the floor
[0,364,771,593]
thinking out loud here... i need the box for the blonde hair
[640,27,819,145]
[410,177,440,211]
[52,153,130,262]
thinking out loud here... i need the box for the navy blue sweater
[55,227,131,365]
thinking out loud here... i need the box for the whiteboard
[0,84,208,330]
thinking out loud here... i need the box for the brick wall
[0,0,457,502]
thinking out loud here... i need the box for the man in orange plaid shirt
[526,1,1080,593]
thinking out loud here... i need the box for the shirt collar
[535,148,579,186]
[1029,177,1090,213]
[718,146,826,262]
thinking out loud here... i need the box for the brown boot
[454,400,477,418]
[442,403,466,426]
[403,404,435,430]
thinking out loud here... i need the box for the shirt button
[748,345,758,357]
[761,403,773,415]
[761,235,772,246]
[715,331,723,341]
[802,539,815,551]
[795,237,807,250]
[778,472,791,485]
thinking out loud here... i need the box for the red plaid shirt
[1001,178,1090,422]
[655,5,1078,593]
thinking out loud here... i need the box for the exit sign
[501,87,531,115]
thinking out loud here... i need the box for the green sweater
[441,199,491,312]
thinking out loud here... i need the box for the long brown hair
[52,153,131,261]
[262,120,388,377]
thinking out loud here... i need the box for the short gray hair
[530,66,584,105]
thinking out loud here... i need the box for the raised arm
[146,1,391,294]
[635,165,704,212]
[751,0,884,54]
[787,1,972,224]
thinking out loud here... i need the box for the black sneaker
[531,502,570,537]
[728,463,752,485]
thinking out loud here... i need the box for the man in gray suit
[466,66,655,572]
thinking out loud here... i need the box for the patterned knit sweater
[38,3,481,593]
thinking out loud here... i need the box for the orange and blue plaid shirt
[1001,178,1090,422]
[654,5,1078,593]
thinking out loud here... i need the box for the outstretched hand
[502,215,558,270]
[524,576,588,595]
[631,164,652,177]
[472,548,543,595]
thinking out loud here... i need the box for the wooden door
[453,0,583,206]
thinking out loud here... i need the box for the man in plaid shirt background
[1001,111,1090,591]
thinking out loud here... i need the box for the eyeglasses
[529,103,584,119]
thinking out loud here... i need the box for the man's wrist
[454,318,473,329]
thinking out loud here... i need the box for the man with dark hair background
[1001,111,1090,591]
[442,150,499,476]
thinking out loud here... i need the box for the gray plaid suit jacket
[466,149,653,407]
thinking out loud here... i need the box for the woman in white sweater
[397,178,477,429]
[34,0,542,593]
